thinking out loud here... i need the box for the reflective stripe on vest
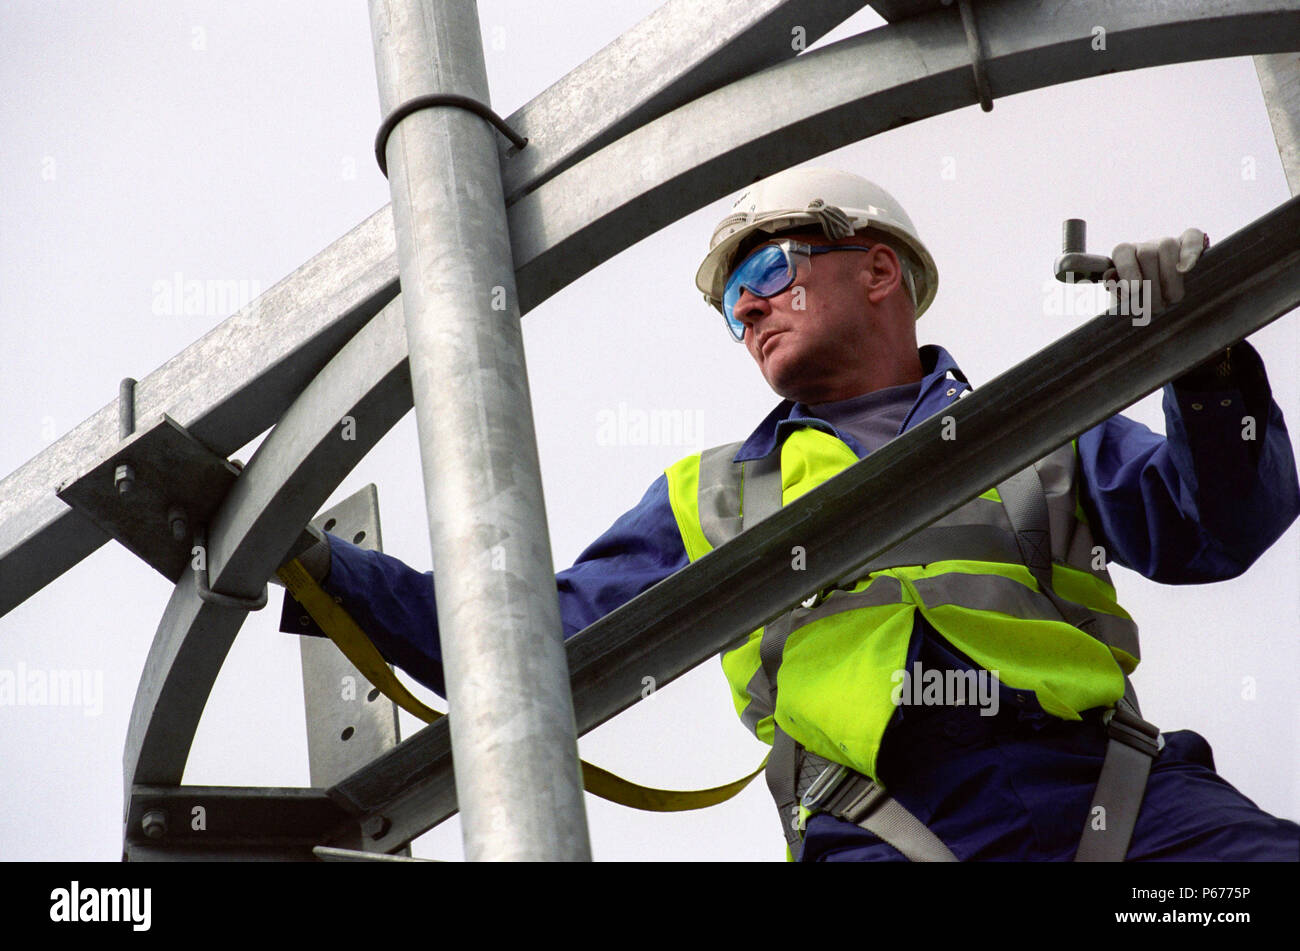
[666,427,1140,780]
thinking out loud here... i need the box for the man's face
[728,229,912,404]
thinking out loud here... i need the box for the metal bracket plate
[56,413,316,582]
[298,485,403,790]
[298,484,410,857]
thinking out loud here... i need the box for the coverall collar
[733,344,970,462]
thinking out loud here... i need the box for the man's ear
[860,243,902,306]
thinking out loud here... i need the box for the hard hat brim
[695,211,938,320]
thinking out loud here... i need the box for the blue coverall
[282,343,1300,860]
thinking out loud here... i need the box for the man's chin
[762,366,808,402]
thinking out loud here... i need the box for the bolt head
[114,463,135,495]
[141,809,167,839]
[363,815,392,840]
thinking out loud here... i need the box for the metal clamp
[1103,705,1164,757]
[374,94,527,176]
[193,526,268,611]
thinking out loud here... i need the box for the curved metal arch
[124,0,1300,842]
[509,0,1300,311]
[124,300,412,798]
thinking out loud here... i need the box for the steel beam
[867,0,945,23]
[325,193,1300,850]
[1254,52,1300,195]
[0,0,864,618]
[370,0,589,862]
[124,785,353,862]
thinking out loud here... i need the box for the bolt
[167,506,189,541]
[363,815,392,841]
[141,809,167,839]
[1062,218,1087,254]
[118,378,136,440]
[114,463,135,496]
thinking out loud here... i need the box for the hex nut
[142,809,167,840]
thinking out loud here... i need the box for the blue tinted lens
[722,244,794,339]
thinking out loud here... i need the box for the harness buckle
[799,762,890,827]
[1102,705,1164,757]
[800,763,849,816]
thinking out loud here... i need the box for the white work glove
[1102,228,1209,321]
[267,525,332,587]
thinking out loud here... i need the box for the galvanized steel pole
[368,0,590,860]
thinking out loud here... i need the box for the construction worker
[281,167,1300,861]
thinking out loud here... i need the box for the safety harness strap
[1074,681,1163,861]
[741,450,783,527]
[740,453,957,861]
[798,749,959,862]
[698,442,745,548]
[995,460,1161,862]
[766,725,804,853]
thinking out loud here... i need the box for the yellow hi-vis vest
[664,426,1140,783]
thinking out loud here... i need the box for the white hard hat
[695,166,939,318]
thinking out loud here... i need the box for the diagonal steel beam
[0,208,400,617]
[327,191,1300,852]
[0,0,867,618]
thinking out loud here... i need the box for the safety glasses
[722,240,876,341]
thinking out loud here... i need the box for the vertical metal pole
[367,0,590,861]
[1254,53,1300,196]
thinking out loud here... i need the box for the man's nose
[734,287,771,329]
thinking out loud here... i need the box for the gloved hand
[1102,228,1209,321]
[267,525,332,587]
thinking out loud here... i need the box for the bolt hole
[353,530,366,544]
[322,518,336,532]
[341,726,354,741]
[367,688,380,702]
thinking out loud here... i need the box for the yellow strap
[278,559,767,812]
[580,757,767,811]
[279,559,442,724]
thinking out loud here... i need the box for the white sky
[1,1,1297,862]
